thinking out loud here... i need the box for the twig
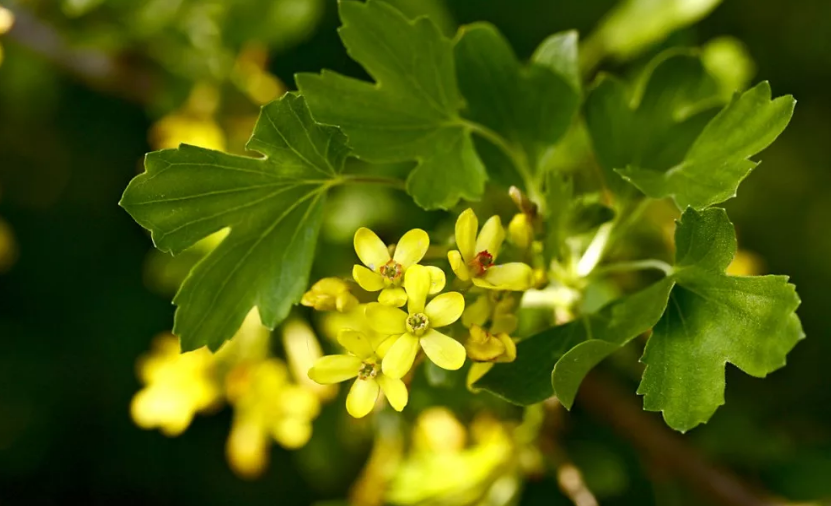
[577,372,781,506]
[6,6,158,103]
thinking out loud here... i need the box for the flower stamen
[358,361,378,380]
[406,312,430,336]
[379,259,404,282]
[470,250,494,276]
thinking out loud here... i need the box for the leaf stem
[593,259,674,276]
[460,120,544,208]
[337,174,407,190]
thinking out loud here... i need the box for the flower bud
[301,277,358,312]
[508,213,534,249]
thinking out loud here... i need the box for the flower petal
[374,335,398,358]
[404,264,431,314]
[455,208,478,263]
[337,330,374,359]
[308,355,361,384]
[462,294,491,328]
[354,227,390,271]
[448,250,470,281]
[424,292,465,328]
[420,329,466,371]
[481,262,533,291]
[495,333,517,362]
[366,302,408,335]
[475,215,505,259]
[491,313,518,335]
[381,333,420,379]
[377,374,409,412]
[466,362,494,390]
[393,228,430,268]
[353,265,385,291]
[379,287,408,307]
[426,266,446,295]
[346,378,379,418]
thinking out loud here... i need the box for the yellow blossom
[301,277,359,312]
[448,209,533,290]
[130,333,220,437]
[308,329,408,418]
[225,359,320,478]
[352,227,445,307]
[366,265,467,379]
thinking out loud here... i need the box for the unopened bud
[508,213,534,249]
[301,277,358,312]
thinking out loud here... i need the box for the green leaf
[296,0,485,210]
[583,0,721,66]
[585,50,721,199]
[120,93,349,351]
[475,278,673,406]
[532,30,581,94]
[454,23,580,186]
[618,82,795,210]
[638,207,804,432]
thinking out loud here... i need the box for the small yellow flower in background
[131,333,220,437]
[352,227,445,307]
[309,329,408,418]
[282,318,338,401]
[226,359,320,478]
[448,209,533,291]
[301,277,359,312]
[366,265,467,380]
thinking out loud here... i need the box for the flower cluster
[306,208,534,418]
[130,310,332,478]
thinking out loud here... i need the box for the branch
[577,372,784,506]
[6,6,158,103]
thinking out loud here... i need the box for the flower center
[406,312,430,336]
[358,361,378,380]
[470,250,494,276]
[379,259,403,283]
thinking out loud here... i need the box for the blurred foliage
[1,0,831,506]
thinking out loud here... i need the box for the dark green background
[1,0,829,504]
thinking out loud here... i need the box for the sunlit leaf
[638,207,804,432]
[120,93,349,351]
[585,50,721,199]
[618,82,795,210]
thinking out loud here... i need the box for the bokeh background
[1,0,830,505]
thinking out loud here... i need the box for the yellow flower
[301,277,359,312]
[448,209,533,290]
[352,227,445,307]
[130,333,220,437]
[366,265,467,379]
[464,324,516,363]
[308,329,408,418]
[226,359,320,478]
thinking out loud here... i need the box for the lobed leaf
[585,50,721,199]
[120,94,349,351]
[297,0,485,210]
[638,208,804,432]
[454,24,580,186]
[618,82,795,210]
